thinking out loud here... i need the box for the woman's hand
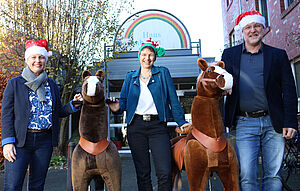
[176,123,192,134]
[106,97,120,112]
[3,143,16,162]
[73,93,83,102]
[72,93,83,108]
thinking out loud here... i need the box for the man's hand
[3,143,16,162]
[282,128,297,139]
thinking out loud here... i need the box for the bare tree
[0,0,134,155]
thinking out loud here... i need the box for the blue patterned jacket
[1,76,75,147]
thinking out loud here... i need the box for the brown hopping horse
[71,70,121,191]
[171,58,239,191]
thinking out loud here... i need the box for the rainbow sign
[124,13,188,49]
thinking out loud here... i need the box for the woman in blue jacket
[108,39,190,191]
[1,39,82,191]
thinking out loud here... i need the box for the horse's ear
[197,58,208,71]
[216,61,225,69]
[82,70,92,79]
[96,70,105,80]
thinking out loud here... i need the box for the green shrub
[50,155,67,167]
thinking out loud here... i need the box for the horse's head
[196,58,233,98]
[81,70,105,104]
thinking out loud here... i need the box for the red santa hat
[234,10,265,32]
[25,39,52,61]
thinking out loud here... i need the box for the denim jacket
[119,65,188,126]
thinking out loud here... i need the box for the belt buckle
[143,115,151,121]
[253,110,262,114]
[249,110,266,118]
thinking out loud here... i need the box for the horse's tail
[172,171,182,191]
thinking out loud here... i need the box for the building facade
[221,0,300,104]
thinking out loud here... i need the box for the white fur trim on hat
[25,46,52,61]
[235,14,265,32]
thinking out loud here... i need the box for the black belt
[239,110,268,118]
[27,128,51,133]
[135,114,159,122]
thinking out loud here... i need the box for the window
[226,0,233,7]
[285,0,295,8]
[258,0,270,27]
[226,30,243,48]
[294,61,300,97]
[224,30,243,48]
[229,30,236,47]
[280,0,297,17]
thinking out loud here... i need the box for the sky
[130,0,225,60]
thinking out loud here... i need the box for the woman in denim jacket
[108,39,190,191]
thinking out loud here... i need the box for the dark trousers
[127,117,172,191]
[4,131,53,191]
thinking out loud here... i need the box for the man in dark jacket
[221,10,298,191]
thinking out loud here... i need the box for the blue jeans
[235,115,285,191]
[127,116,172,191]
[4,131,53,191]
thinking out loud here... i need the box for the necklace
[140,73,151,80]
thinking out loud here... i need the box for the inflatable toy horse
[171,58,239,191]
[72,70,121,191]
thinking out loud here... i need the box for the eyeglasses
[243,24,263,31]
